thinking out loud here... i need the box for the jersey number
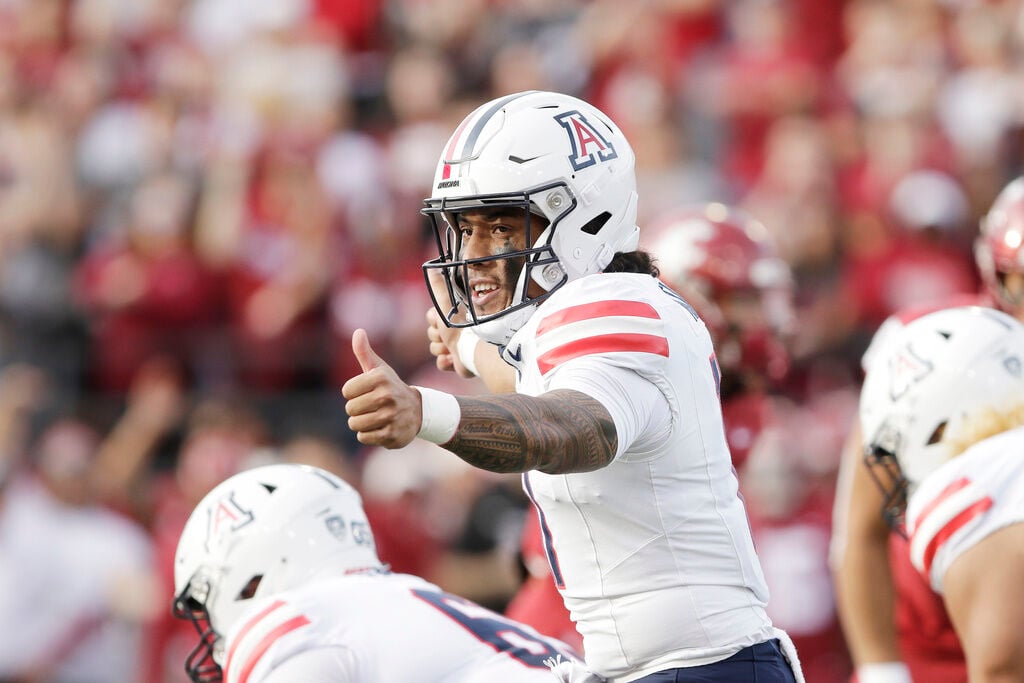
[412,589,567,668]
[658,282,723,396]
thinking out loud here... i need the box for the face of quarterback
[457,208,547,317]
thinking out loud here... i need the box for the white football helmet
[422,90,639,345]
[859,306,1024,530]
[172,464,383,682]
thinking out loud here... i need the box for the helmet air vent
[926,421,947,446]
[581,211,611,236]
[237,574,263,600]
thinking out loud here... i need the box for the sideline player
[344,90,803,681]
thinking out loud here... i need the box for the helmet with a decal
[172,464,383,682]
[976,176,1024,317]
[858,306,1024,532]
[644,203,794,391]
[422,90,638,345]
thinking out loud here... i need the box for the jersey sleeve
[259,647,358,683]
[224,599,316,683]
[546,358,670,462]
[532,297,670,378]
[906,476,994,593]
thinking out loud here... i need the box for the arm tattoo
[446,389,617,474]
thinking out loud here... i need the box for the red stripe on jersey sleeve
[921,496,993,579]
[234,615,312,683]
[537,333,669,375]
[226,600,286,676]
[536,300,660,335]
[914,477,972,527]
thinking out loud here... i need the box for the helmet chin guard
[422,91,638,345]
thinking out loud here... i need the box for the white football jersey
[221,571,583,683]
[503,273,773,681]
[906,425,1024,594]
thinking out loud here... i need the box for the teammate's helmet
[422,90,638,345]
[172,464,383,682]
[976,177,1024,316]
[858,306,1024,532]
[644,203,793,386]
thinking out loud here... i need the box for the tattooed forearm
[446,389,617,474]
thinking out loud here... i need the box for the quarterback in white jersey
[344,91,801,682]
[859,306,1024,681]
[507,272,774,677]
[172,464,591,683]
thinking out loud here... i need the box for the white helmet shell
[859,306,1024,490]
[173,464,382,644]
[423,90,639,344]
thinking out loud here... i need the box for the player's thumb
[352,328,385,373]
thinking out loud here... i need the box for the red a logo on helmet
[206,492,254,548]
[888,345,933,401]
[555,111,618,171]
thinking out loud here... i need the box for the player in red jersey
[831,176,1024,683]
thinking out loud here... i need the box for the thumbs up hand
[342,329,422,448]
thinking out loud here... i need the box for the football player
[857,306,1024,683]
[831,176,1024,683]
[172,463,594,682]
[344,90,803,681]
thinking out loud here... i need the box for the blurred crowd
[0,0,1022,681]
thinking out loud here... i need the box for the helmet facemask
[173,571,228,683]
[862,418,911,536]
[422,183,571,344]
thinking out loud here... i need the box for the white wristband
[856,662,911,683]
[456,328,480,376]
[412,386,461,444]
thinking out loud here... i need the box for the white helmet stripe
[447,91,537,166]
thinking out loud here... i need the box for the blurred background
[0,0,1020,680]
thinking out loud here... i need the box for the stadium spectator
[346,90,803,682]
[75,169,221,394]
[0,415,156,683]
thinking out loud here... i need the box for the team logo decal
[1005,354,1022,377]
[555,110,618,171]
[325,514,347,539]
[206,492,254,549]
[888,345,933,401]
